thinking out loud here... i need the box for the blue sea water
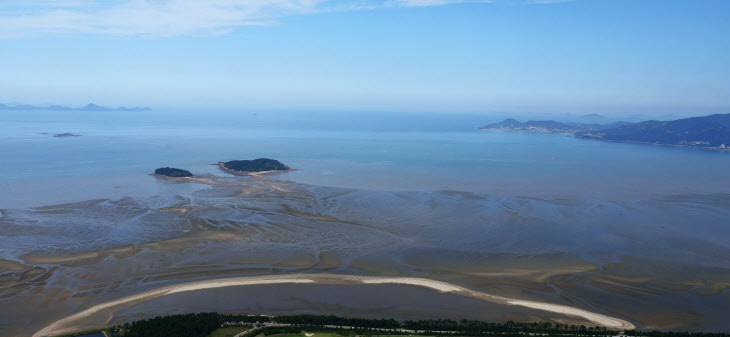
[1,109,729,208]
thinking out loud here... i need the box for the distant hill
[481,113,730,149]
[575,114,730,148]
[0,103,150,111]
[480,118,629,133]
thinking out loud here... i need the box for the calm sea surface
[2,109,729,208]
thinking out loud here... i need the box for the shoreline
[33,274,635,337]
[151,173,194,179]
[150,173,222,185]
[581,138,730,151]
[479,128,730,151]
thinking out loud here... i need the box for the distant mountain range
[0,103,150,111]
[480,113,730,149]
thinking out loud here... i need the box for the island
[218,158,291,175]
[154,167,193,178]
[481,113,730,149]
[53,133,81,137]
[0,102,150,111]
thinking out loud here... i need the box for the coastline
[479,128,730,151]
[150,173,223,185]
[151,173,193,179]
[33,274,635,337]
[581,138,730,151]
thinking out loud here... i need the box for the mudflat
[1,175,729,336]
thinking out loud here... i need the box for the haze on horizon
[1,0,729,117]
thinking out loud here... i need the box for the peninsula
[218,158,291,176]
[481,113,730,149]
[154,167,193,178]
[0,103,150,111]
[480,118,629,133]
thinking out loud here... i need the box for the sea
[2,109,730,208]
[3,109,730,334]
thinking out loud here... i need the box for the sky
[1,0,729,116]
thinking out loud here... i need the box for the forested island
[154,167,193,178]
[78,313,730,337]
[218,158,291,175]
[481,113,730,149]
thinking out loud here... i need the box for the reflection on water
[111,284,586,329]
[2,110,730,208]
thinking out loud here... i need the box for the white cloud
[0,0,485,39]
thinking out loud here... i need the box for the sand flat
[33,274,634,337]
[505,300,632,329]
[4,175,730,335]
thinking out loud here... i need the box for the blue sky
[1,0,729,115]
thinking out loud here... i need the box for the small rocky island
[218,158,291,175]
[154,167,193,178]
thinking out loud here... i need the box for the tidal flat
[1,174,729,336]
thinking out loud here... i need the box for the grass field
[207,327,252,337]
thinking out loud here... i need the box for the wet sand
[33,274,634,337]
[1,175,730,336]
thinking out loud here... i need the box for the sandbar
[33,273,635,337]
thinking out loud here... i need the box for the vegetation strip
[95,314,730,337]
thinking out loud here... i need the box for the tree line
[111,313,730,337]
